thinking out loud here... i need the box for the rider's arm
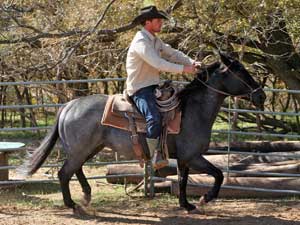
[160,40,195,66]
[134,39,184,74]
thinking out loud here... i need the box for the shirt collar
[141,28,155,41]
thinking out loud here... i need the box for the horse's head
[197,53,266,110]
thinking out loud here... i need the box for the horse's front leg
[177,161,197,212]
[189,155,224,205]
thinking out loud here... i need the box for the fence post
[226,98,232,178]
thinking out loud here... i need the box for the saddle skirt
[101,94,181,134]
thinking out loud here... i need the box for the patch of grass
[211,116,292,142]
[91,183,180,211]
[0,130,47,140]
[8,154,25,165]
[0,182,62,208]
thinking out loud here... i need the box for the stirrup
[152,151,168,170]
[152,159,169,170]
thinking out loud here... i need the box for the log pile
[170,150,300,197]
[170,175,300,198]
[106,141,300,197]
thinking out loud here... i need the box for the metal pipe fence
[0,78,300,196]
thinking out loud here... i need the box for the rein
[196,64,262,100]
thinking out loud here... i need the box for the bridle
[196,62,262,101]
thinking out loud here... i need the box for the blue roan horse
[21,53,266,214]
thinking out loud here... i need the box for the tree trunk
[13,86,26,127]
[56,65,67,103]
[0,86,7,128]
[259,11,300,103]
[72,62,89,97]
[266,58,300,104]
[23,87,38,127]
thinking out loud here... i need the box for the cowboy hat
[132,5,169,24]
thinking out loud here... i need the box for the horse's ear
[219,52,232,66]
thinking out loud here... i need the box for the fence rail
[0,78,125,86]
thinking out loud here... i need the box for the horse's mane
[177,61,221,110]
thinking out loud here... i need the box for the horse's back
[58,94,109,152]
[66,94,108,114]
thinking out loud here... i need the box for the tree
[0,0,300,133]
[173,0,300,102]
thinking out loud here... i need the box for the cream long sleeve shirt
[126,28,194,96]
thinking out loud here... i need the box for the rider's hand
[183,64,196,74]
[193,61,202,69]
[183,61,202,74]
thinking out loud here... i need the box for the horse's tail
[19,106,64,177]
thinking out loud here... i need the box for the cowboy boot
[146,138,168,170]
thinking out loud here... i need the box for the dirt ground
[1,200,300,225]
[0,149,299,225]
[0,197,300,225]
[1,176,300,225]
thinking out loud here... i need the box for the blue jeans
[131,85,161,139]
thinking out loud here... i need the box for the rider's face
[146,18,163,34]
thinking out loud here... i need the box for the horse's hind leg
[58,160,86,214]
[189,155,224,204]
[76,167,91,206]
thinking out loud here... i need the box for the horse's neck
[184,89,225,128]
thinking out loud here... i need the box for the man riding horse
[126,5,201,169]
[20,5,266,215]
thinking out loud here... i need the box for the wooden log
[153,181,172,193]
[158,160,300,178]
[169,174,300,198]
[209,141,300,152]
[229,164,300,177]
[236,152,300,164]
[230,159,300,169]
[154,155,248,177]
[243,163,299,174]
[106,164,144,184]
[106,158,300,184]
[204,154,300,173]
[204,154,247,169]
[106,163,178,184]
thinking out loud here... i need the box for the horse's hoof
[180,203,196,212]
[73,205,88,216]
[187,208,205,215]
[81,194,91,207]
[84,206,97,216]
[199,196,207,206]
[187,208,202,214]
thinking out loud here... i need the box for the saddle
[101,82,182,165]
[101,94,181,134]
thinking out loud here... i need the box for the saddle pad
[101,94,181,134]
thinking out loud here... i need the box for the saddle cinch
[101,82,182,165]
